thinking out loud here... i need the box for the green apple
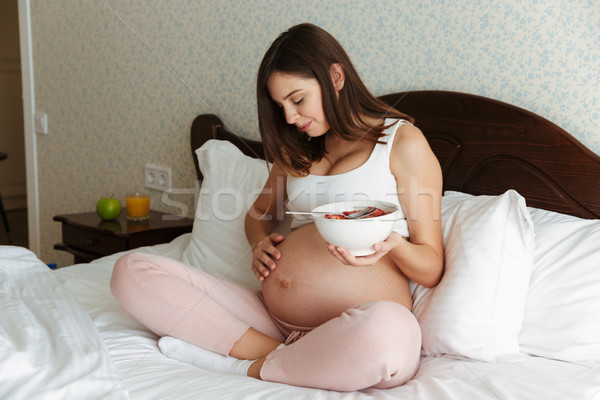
[96,197,122,221]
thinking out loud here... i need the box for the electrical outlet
[145,164,172,191]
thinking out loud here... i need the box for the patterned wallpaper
[30,0,599,265]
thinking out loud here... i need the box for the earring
[339,82,344,90]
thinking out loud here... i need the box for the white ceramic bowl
[313,200,399,256]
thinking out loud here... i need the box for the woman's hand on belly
[261,224,412,326]
[327,231,405,267]
[251,233,285,282]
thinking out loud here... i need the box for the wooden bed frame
[191,90,600,219]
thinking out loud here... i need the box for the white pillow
[442,191,600,364]
[412,190,535,362]
[182,140,270,290]
[519,207,600,365]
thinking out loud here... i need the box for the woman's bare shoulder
[391,123,433,160]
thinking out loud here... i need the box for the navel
[276,277,294,289]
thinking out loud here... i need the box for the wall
[29,0,600,266]
[0,0,27,211]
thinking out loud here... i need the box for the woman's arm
[387,123,444,287]
[244,163,288,281]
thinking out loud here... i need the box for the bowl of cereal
[312,200,399,256]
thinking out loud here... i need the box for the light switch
[35,112,48,135]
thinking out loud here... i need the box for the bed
[2,90,600,399]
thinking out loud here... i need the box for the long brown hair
[257,23,413,177]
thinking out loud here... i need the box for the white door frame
[18,0,40,255]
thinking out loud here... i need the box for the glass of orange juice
[126,192,150,221]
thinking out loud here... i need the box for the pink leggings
[110,252,421,391]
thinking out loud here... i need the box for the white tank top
[286,118,410,237]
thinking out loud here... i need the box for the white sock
[158,336,254,376]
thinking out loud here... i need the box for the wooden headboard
[191,90,600,219]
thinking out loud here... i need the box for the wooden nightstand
[54,210,193,264]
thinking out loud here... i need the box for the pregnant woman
[111,23,443,391]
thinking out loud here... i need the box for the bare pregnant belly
[261,223,412,327]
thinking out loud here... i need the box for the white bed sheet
[50,234,600,400]
[0,246,128,400]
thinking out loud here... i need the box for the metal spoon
[344,206,378,219]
